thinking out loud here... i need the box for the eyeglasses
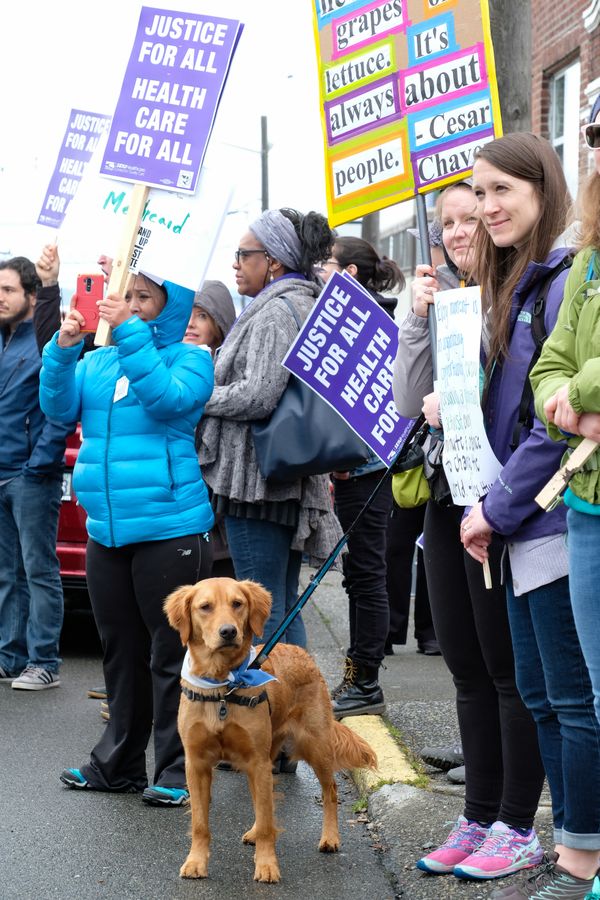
[581,123,600,149]
[234,248,269,264]
[313,259,341,274]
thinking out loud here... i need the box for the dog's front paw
[318,835,340,853]
[242,825,256,845]
[254,860,281,883]
[180,855,209,879]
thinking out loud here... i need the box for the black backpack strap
[510,253,573,451]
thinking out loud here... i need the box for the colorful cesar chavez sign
[37,110,112,229]
[283,270,414,465]
[312,0,502,226]
[100,6,243,193]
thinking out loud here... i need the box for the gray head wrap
[249,209,303,272]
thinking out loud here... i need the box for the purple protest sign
[37,110,111,229]
[100,7,243,192]
[282,271,414,465]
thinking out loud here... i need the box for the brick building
[531,0,600,196]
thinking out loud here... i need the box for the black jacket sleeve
[34,284,62,353]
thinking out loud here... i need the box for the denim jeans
[567,510,600,726]
[506,570,600,849]
[224,516,306,648]
[0,474,64,674]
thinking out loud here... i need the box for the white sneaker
[12,666,60,690]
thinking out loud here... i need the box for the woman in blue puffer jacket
[40,272,215,806]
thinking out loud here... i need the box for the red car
[58,427,88,611]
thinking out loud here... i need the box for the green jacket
[531,247,600,506]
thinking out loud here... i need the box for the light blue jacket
[39,279,215,547]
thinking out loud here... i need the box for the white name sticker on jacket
[113,376,129,403]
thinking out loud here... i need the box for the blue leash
[249,417,423,670]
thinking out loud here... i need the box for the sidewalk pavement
[302,565,555,900]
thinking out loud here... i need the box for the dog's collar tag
[218,699,228,720]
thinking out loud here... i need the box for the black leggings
[386,502,434,645]
[81,533,213,792]
[423,501,544,828]
[334,471,392,668]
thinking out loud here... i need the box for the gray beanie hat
[590,94,600,123]
[193,280,236,339]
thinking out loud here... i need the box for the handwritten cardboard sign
[312,0,502,225]
[100,6,243,193]
[435,285,501,504]
[283,270,414,464]
[37,110,111,229]
[60,130,232,291]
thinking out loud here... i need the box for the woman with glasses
[317,236,407,718]
[197,208,342,665]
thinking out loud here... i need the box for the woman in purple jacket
[461,134,600,900]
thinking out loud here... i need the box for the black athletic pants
[80,533,212,792]
[423,501,544,828]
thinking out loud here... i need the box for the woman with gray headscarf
[197,208,343,661]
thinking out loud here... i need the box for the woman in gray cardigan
[198,208,342,651]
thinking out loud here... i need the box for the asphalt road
[0,592,396,900]
[0,567,555,900]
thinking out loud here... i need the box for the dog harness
[180,684,270,721]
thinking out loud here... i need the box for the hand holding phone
[73,273,104,333]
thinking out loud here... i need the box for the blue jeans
[0,474,64,674]
[506,571,600,849]
[568,509,600,726]
[224,516,306,648]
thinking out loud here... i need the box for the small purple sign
[282,271,414,465]
[100,7,243,193]
[38,109,111,229]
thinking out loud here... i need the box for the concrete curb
[340,713,422,795]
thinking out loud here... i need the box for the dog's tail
[332,720,377,772]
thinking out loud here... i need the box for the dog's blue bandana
[181,646,277,690]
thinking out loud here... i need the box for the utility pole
[489,0,532,131]
[361,210,380,252]
[261,116,269,212]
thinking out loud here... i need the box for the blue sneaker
[60,768,90,789]
[142,786,189,807]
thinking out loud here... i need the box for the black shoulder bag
[251,296,370,483]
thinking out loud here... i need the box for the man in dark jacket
[0,256,73,690]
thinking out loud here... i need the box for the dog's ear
[239,580,272,638]
[163,586,197,646]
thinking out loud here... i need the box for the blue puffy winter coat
[39,279,215,547]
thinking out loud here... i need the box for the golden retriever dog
[164,576,377,884]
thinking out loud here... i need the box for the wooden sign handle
[94,183,150,347]
[535,437,598,511]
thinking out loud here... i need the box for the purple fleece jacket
[481,248,571,541]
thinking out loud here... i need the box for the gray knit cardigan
[198,277,343,566]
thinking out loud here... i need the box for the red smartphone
[73,273,104,333]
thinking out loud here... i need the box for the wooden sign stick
[535,437,598,511]
[94,183,150,347]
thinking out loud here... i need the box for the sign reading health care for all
[282,271,414,465]
[312,0,502,225]
[37,110,111,229]
[435,285,501,504]
[100,7,243,192]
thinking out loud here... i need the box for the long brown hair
[472,133,571,370]
[577,170,600,252]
